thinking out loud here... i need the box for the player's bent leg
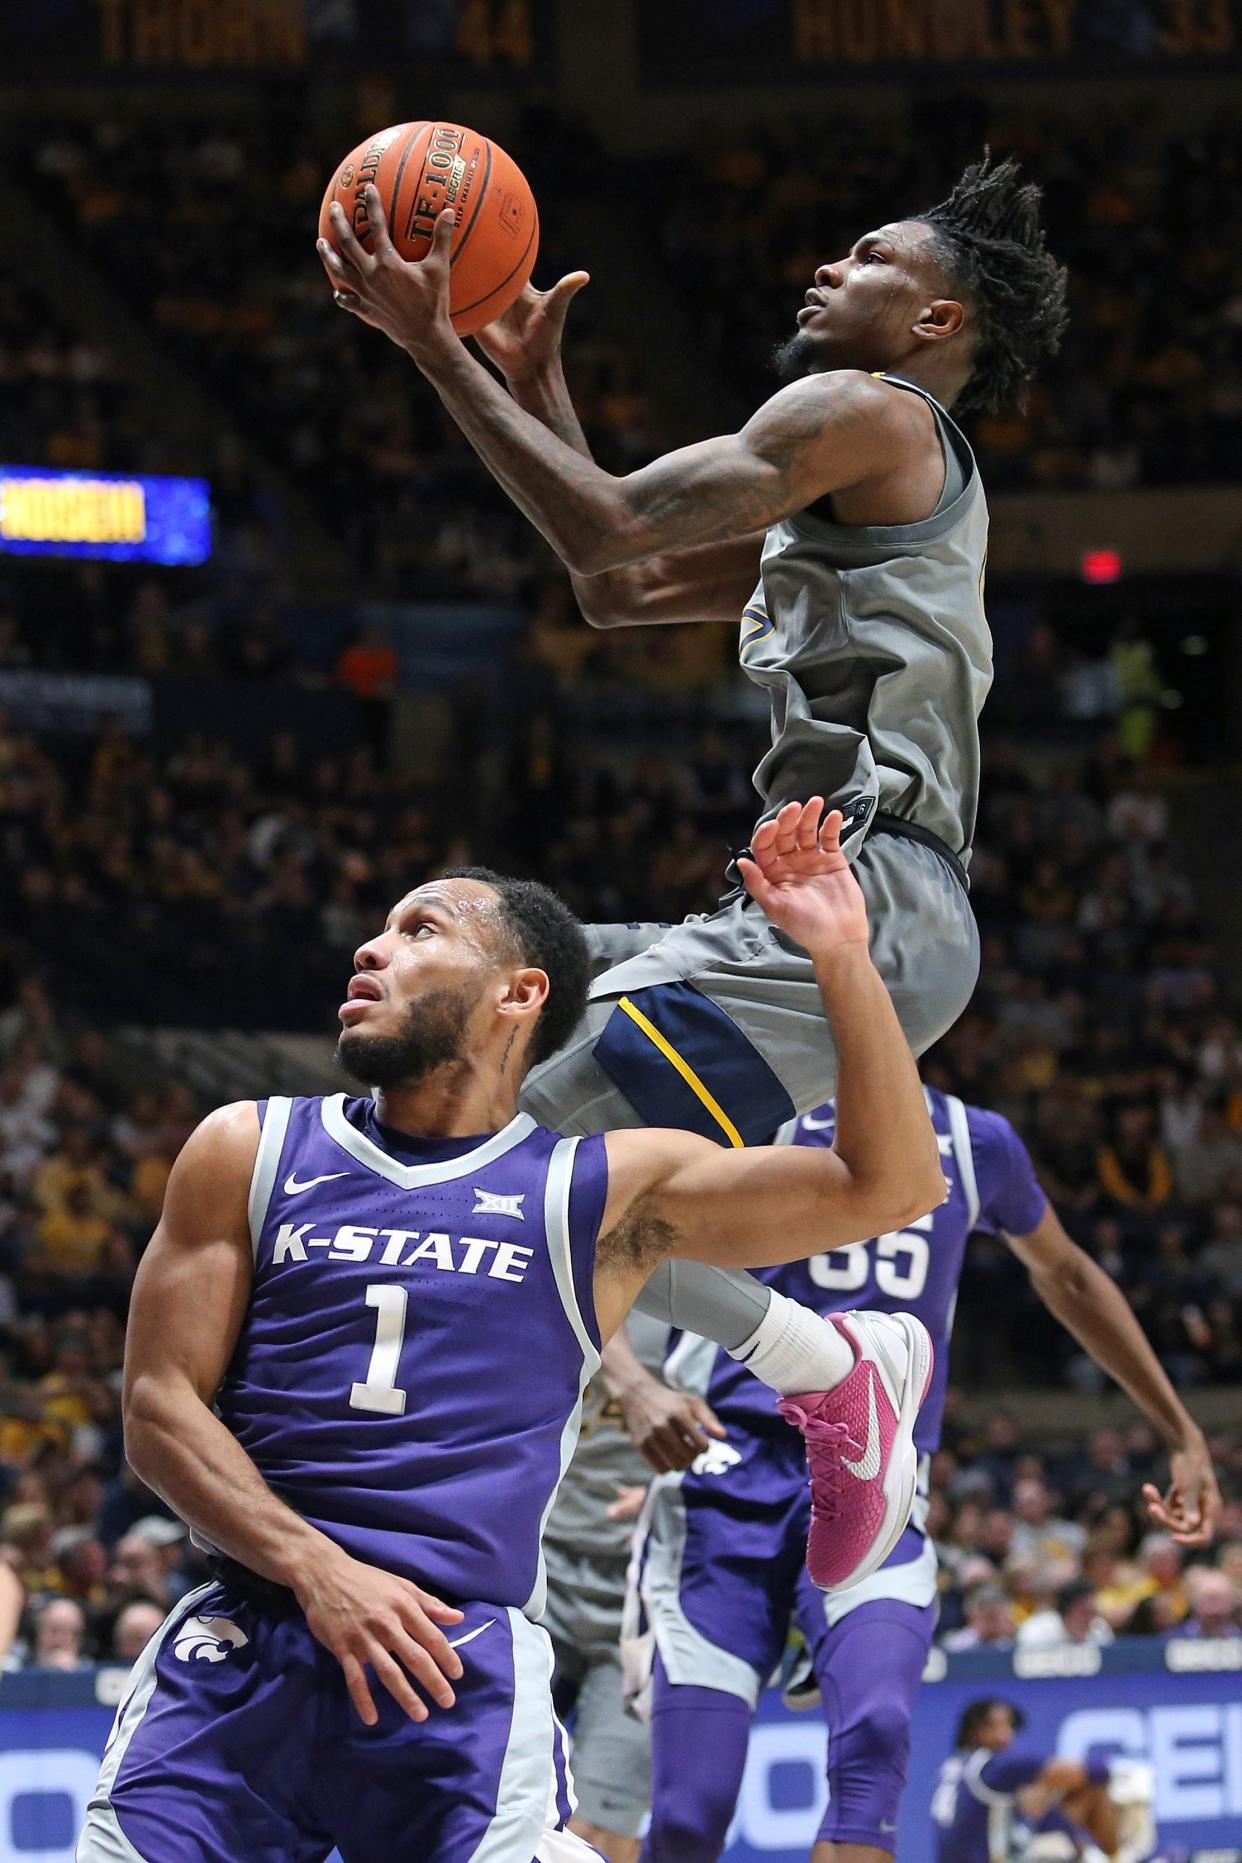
[564,1647,650,1862]
[641,1656,752,1863]
[629,1456,805,1861]
[77,1580,331,1863]
[524,835,977,1150]
[799,1595,936,1859]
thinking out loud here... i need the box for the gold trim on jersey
[616,996,745,1148]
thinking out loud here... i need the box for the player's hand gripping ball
[319,121,539,337]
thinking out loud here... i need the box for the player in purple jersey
[931,1698,1125,1863]
[77,801,947,1863]
[624,1095,1219,1863]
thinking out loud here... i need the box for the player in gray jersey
[322,154,1069,1472]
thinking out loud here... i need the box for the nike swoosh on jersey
[448,1619,496,1651]
[283,1171,349,1195]
[841,1369,882,1481]
[800,1112,834,1131]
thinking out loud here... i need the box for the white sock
[727,1290,856,1396]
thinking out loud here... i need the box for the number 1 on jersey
[350,1284,409,1416]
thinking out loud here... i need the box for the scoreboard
[0,468,212,565]
[0,0,548,77]
[637,0,1239,83]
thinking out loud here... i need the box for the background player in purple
[626,1094,1220,1863]
[76,801,946,1863]
[930,1697,1134,1862]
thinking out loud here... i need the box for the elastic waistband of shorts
[207,1554,300,1614]
[868,812,970,894]
[723,805,970,902]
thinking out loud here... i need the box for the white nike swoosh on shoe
[449,1619,496,1650]
[841,1368,882,1481]
[283,1171,349,1195]
[800,1112,834,1130]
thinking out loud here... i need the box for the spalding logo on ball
[319,121,539,336]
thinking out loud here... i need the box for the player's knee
[840,1699,912,1772]
[644,1792,734,1862]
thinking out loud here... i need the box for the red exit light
[1081,548,1122,584]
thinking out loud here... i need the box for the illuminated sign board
[638,0,1239,82]
[0,467,212,564]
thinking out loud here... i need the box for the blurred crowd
[6,96,1238,629]
[664,106,1242,489]
[929,1408,1242,1649]
[0,970,212,1667]
[30,107,663,602]
[924,727,1242,1392]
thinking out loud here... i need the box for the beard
[335,984,479,1090]
[771,330,818,383]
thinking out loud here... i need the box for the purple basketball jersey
[215,1094,606,1615]
[691,1089,1047,1454]
[931,1747,1046,1861]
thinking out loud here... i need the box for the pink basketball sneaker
[777,1310,934,1592]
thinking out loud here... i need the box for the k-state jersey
[931,1747,1048,1862]
[214,1094,606,1616]
[682,1089,1046,1453]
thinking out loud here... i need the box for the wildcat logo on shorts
[173,1616,249,1663]
[692,1440,743,1478]
[472,1189,525,1220]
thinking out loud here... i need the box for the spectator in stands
[1137,1534,1189,1626]
[0,1563,21,1663]
[1096,1103,1174,1212]
[1172,1567,1242,1639]
[1174,1102,1242,1205]
[1082,1536,1150,1631]
[111,1597,164,1664]
[1016,1579,1116,1650]
[53,1529,107,1612]
[107,1530,173,1613]
[1,1503,60,1596]
[129,1515,191,1596]
[1009,1479,1088,1575]
[1200,1203,1242,1299]
[944,1584,1016,1651]
[27,1596,89,1671]
[974,1410,1023,1504]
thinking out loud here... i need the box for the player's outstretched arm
[1006,1204,1221,1546]
[123,1105,465,1726]
[593,802,945,1336]
[476,282,765,628]
[319,192,916,576]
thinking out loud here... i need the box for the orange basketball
[319,121,539,337]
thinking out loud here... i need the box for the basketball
[318,121,539,336]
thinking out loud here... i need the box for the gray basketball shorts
[521,831,978,1145]
[541,1539,652,1839]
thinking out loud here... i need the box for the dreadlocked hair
[920,151,1068,414]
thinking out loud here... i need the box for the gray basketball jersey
[741,375,991,863]
[543,1310,668,1562]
